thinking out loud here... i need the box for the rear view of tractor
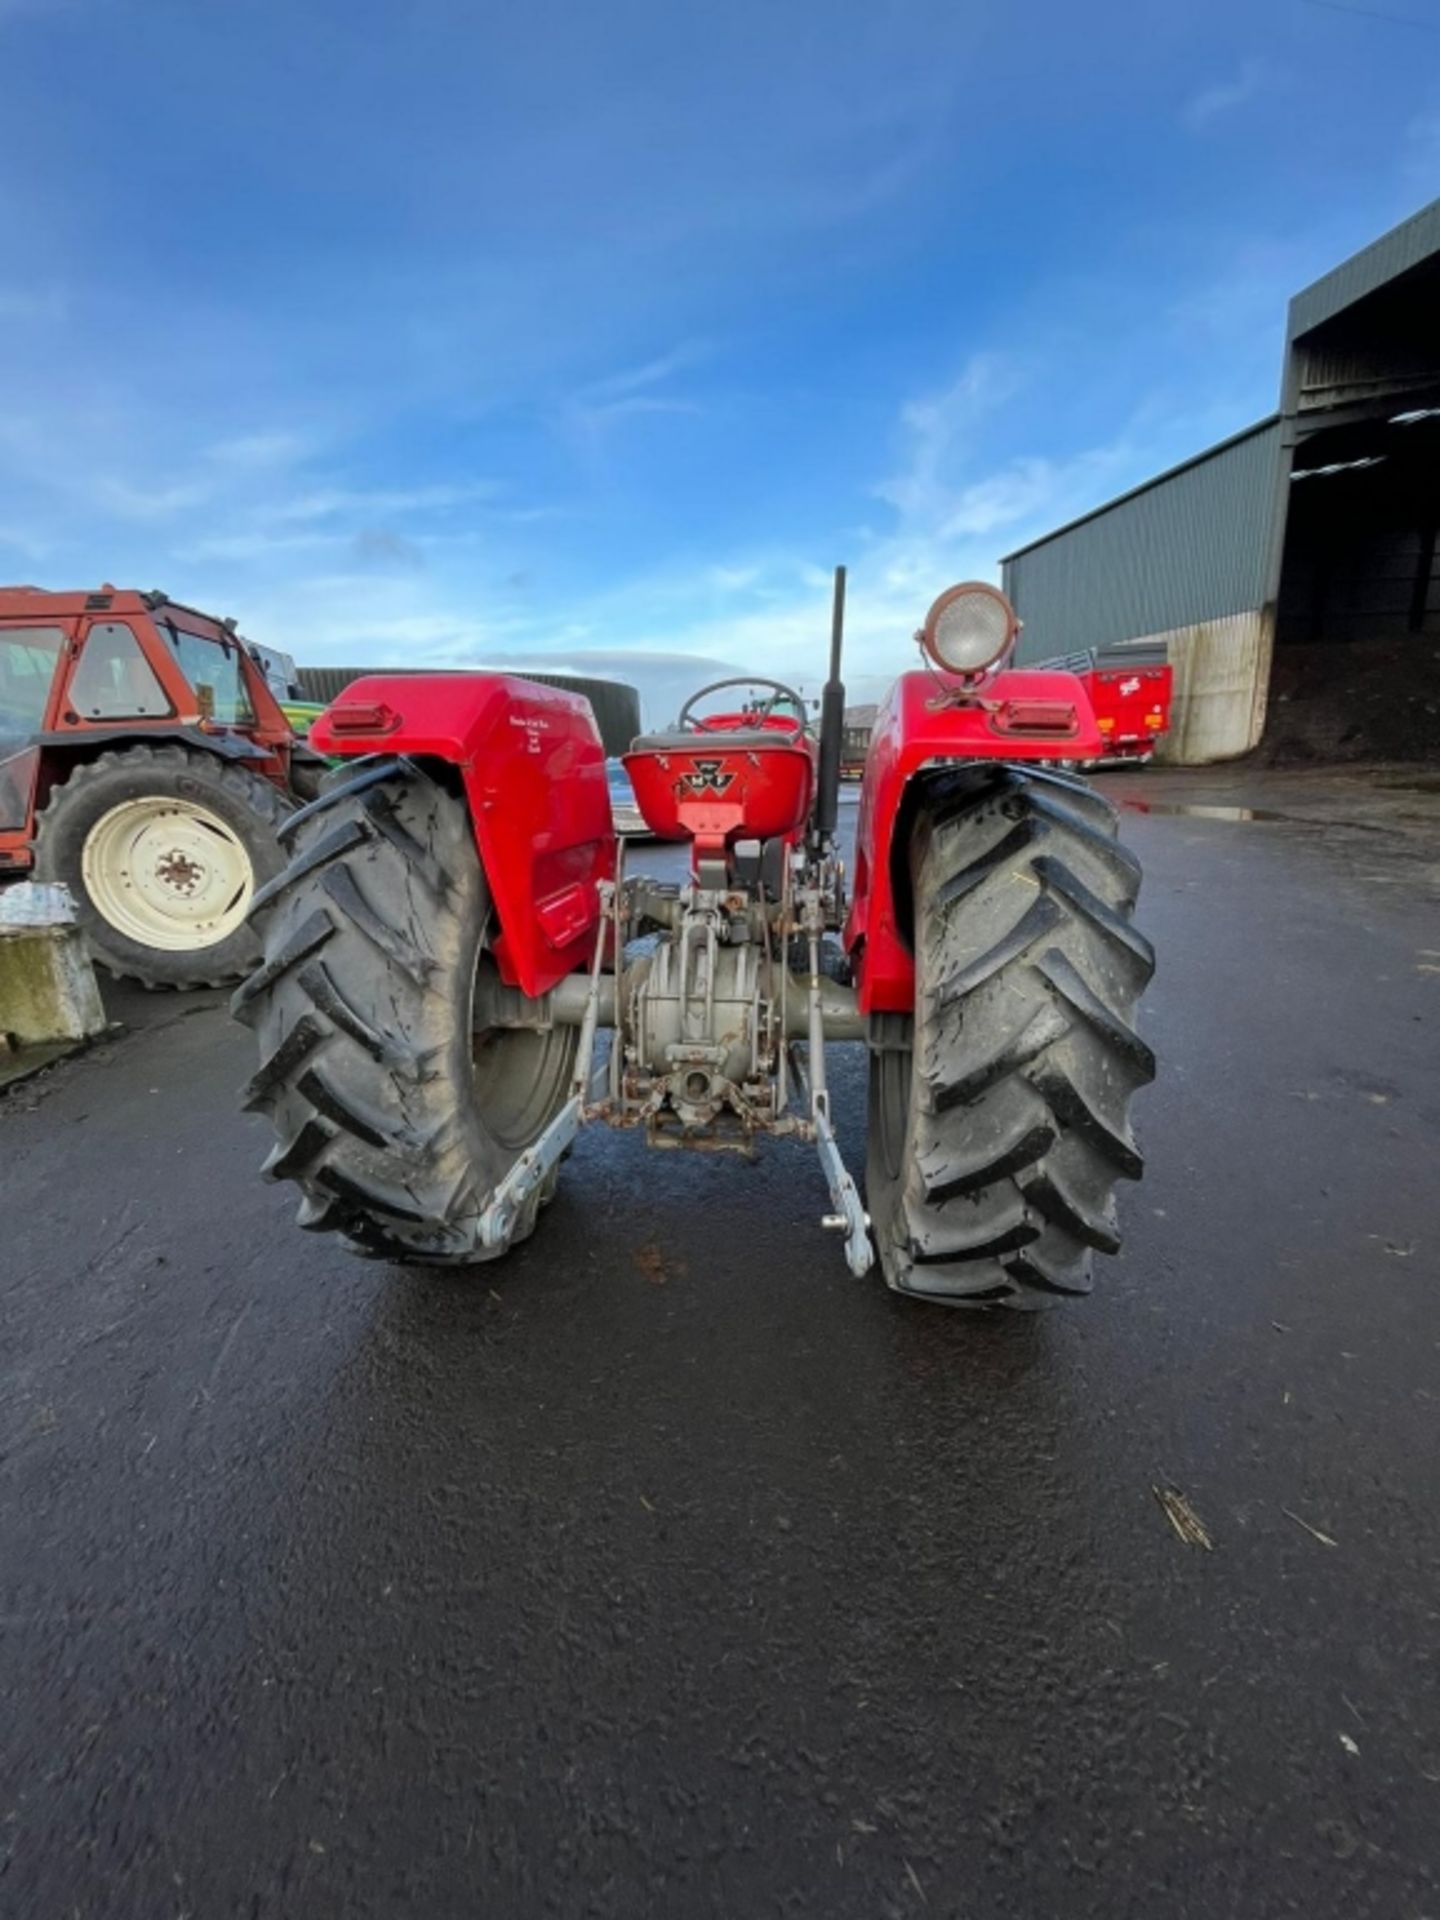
[0,587,327,988]
[236,571,1155,1309]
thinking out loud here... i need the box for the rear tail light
[328,701,400,736]
[996,699,1077,735]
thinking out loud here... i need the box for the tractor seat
[629,728,803,754]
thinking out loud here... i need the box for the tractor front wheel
[233,757,577,1265]
[33,744,291,989]
[866,764,1155,1310]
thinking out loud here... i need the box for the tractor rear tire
[33,743,291,989]
[233,757,578,1266]
[288,758,329,805]
[866,764,1155,1310]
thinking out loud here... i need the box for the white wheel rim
[82,796,255,951]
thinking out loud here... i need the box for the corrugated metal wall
[295,666,641,756]
[1004,419,1284,662]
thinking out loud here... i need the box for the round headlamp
[920,581,1018,676]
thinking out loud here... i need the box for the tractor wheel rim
[471,952,577,1151]
[82,796,254,951]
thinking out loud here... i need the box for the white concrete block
[0,922,108,1045]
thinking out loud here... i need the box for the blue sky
[1,0,1436,717]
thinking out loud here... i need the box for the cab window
[0,626,63,831]
[0,625,64,737]
[69,622,172,720]
[159,622,255,726]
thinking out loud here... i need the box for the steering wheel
[675,676,811,734]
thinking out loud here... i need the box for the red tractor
[235,573,1155,1309]
[0,586,327,988]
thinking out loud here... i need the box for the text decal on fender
[678,759,736,796]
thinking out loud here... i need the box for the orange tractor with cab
[0,586,327,988]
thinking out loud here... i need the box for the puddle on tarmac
[1119,801,1296,824]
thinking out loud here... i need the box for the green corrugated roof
[1288,196,1440,338]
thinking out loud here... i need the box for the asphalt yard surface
[3,769,1438,1918]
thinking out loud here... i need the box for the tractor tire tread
[235,757,577,1267]
[867,763,1153,1310]
[275,756,409,845]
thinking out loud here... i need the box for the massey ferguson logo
[679,759,736,796]
[1119,676,1141,696]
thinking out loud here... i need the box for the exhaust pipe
[813,563,846,845]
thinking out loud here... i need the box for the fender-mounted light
[996,699,1077,735]
[328,700,400,735]
[919,581,1019,677]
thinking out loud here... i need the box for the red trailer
[1038,642,1173,765]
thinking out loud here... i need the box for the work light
[919,582,1018,676]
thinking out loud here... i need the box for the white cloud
[267,480,501,524]
[563,343,709,447]
[213,573,543,665]
[180,530,347,563]
[581,342,710,402]
[705,564,762,592]
[874,353,1021,525]
[576,395,702,431]
[90,477,212,522]
[178,358,1144,719]
[866,348,1135,601]
[936,460,1064,540]
[761,131,939,232]
[571,356,1152,708]
[936,446,1142,542]
[1182,59,1266,130]
[250,341,1139,721]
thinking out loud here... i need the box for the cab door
[0,619,76,850]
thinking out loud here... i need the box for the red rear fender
[844,666,1102,1014]
[311,674,614,998]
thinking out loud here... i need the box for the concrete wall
[1150,607,1275,764]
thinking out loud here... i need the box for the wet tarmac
[2,766,1438,1918]
[1120,800,1298,824]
